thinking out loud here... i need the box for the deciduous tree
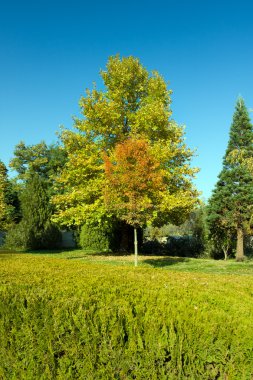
[52,55,199,233]
[104,138,165,264]
[10,141,66,191]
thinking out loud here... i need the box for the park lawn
[1,248,253,276]
[1,252,253,379]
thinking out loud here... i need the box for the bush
[40,223,62,249]
[1,255,253,379]
[141,236,205,257]
[4,222,29,250]
[0,231,5,246]
[166,235,204,258]
[141,239,166,254]
[4,221,61,250]
[79,222,120,252]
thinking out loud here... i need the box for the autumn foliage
[52,55,199,228]
[104,138,165,228]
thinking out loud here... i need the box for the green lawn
[1,248,253,276]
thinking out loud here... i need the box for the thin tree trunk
[236,227,244,262]
[223,249,228,261]
[134,227,138,267]
[222,244,229,261]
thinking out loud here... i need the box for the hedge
[1,254,253,379]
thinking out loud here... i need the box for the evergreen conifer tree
[0,161,20,231]
[207,98,253,261]
[0,161,7,224]
[5,174,61,250]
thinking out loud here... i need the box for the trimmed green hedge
[79,223,113,251]
[1,255,253,379]
[79,222,122,252]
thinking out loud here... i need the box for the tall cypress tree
[207,98,253,261]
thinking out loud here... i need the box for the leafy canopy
[104,138,165,227]
[10,141,66,185]
[52,55,199,227]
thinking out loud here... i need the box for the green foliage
[0,161,6,221]
[52,55,199,228]
[4,221,61,251]
[9,141,67,185]
[1,255,253,379]
[166,236,204,258]
[207,98,253,260]
[78,221,139,253]
[79,222,120,252]
[0,161,20,231]
[4,221,28,250]
[143,206,208,257]
[4,174,61,250]
[141,236,204,258]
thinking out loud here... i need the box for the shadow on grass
[22,248,79,256]
[85,251,131,256]
[67,251,132,260]
[0,248,78,259]
[0,248,18,259]
[143,256,189,268]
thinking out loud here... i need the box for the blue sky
[1,0,253,200]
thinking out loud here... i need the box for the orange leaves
[103,138,165,227]
[52,56,200,228]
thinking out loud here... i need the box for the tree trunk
[236,227,244,262]
[222,244,229,261]
[134,227,138,267]
[223,248,228,261]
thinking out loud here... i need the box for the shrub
[4,221,61,250]
[4,222,29,250]
[142,236,205,257]
[79,221,142,253]
[141,239,166,254]
[166,235,204,258]
[79,222,120,252]
[1,255,253,379]
[0,231,5,246]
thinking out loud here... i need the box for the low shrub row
[141,236,204,258]
[1,254,253,379]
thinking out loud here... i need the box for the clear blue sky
[1,0,253,200]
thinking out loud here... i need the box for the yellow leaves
[52,55,200,227]
[131,101,171,138]
[101,55,149,99]
[227,148,253,174]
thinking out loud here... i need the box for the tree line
[1,55,253,261]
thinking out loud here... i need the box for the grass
[1,248,253,276]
